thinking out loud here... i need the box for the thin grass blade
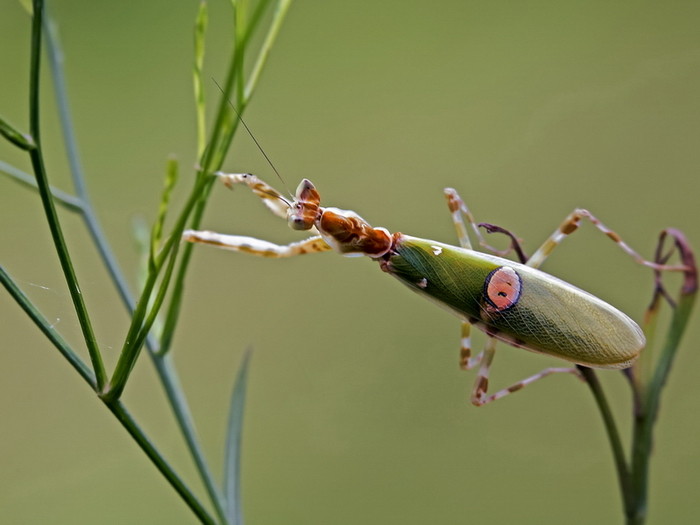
[224,348,253,525]
[150,158,179,269]
[193,0,208,158]
[0,160,83,211]
[1,265,96,387]
[0,115,36,150]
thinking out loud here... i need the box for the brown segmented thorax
[318,209,393,257]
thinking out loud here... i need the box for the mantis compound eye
[288,179,321,231]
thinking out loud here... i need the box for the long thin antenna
[212,78,289,194]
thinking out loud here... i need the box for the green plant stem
[627,230,697,525]
[154,354,228,521]
[28,0,107,390]
[0,115,36,150]
[42,12,137,316]
[243,0,292,102]
[0,265,216,522]
[105,400,217,524]
[0,160,84,211]
[160,0,293,356]
[105,174,211,401]
[628,290,696,524]
[578,366,633,517]
[40,11,229,521]
[223,348,253,525]
[0,265,95,387]
[25,2,294,521]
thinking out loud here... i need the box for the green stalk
[0,265,95,387]
[578,366,633,517]
[627,230,697,524]
[28,0,107,390]
[43,11,137,315]
[223,348,253,525]
[0,115,36,150]
[0,160,84,211]
[39,10,229,521]
[0,267,216,523]
[193,0,208,159]
[104,174,211,401]
[243,0,292,102]
[24,2,295,521]
[105,401,217,525]
[160,0,293,355]
[584,229,696,525]
[153,354,228,522]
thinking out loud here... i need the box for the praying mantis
[183,172,681,405]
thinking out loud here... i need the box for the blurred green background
[1,1,699,523]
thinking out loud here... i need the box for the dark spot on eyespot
[483,266,522,313]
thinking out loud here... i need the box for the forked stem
[581,228,697,525]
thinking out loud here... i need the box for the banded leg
[459,321,483,370]
[445,188,518,255]
[470,337,581,406]
[445,188,582,404]
[183,230,331,257]
[466,207,689,404]
[465,207,690,404]
[444,189,484,369]
[216,172,298,225]
[527,208,687,271]
[445,188,528,370]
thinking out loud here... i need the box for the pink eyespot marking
[484,266,522,312]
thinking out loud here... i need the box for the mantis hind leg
[444,188,582,404]
[526,208,687,271]
[444,188,485,370]
[444,188,528,371]
[470,337,581,406]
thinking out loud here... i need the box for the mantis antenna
[212,78,291,196]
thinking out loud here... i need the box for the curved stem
[0,265,95,388]
[28,0,107,390]
[105,401,216,524]
[153,354,228,522]
[578,366,633,518]
[43,12,136,314]
[40,10,229,520]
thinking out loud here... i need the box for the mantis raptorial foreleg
[217,172,293,222]
[185,172,332,257]
[182,230,331,257]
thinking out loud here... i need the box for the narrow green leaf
[0,115,36,150]
[0,265,95,388]
[193,0,208,158]
[18,0,33,15]
[131,216,151,290]
[579,366,633,516]
[28,0,107,390]
[0,160,83,211]
[224,348,253,525]
[151,158,179,267]
[105,401,217,525]
[243,0,294,102]
[627,229,696,523]
[159,0,292,358]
